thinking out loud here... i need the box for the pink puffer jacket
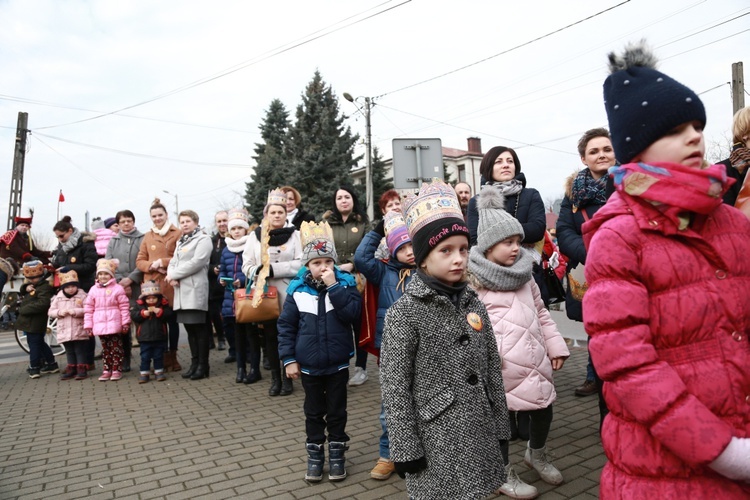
[584,191,750,499]
[83,280,130,336]
[93,228,115,257]
[475,280,569,411]
[48,289,88,343]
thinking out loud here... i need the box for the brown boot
[163,351,173,372]
[170,350,182,372]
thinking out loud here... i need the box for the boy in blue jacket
[277,221,362,484]
[353,209,415,480]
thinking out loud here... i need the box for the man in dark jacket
[0,216,51,265]
[206,211,228,351]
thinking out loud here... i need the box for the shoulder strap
[581,209,590,222]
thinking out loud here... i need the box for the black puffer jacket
[131,298,173,342]
[555,171,614,322]
[51,231,98,292]
[467,173,546,246]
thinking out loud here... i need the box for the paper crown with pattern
[95,258,119,278]
[266,188,287,208]
[58,270,79,287]
[402,179,469,265]
[22,260,45,278]
[140,280,162,298]
[384,210,411,257]
[227,207,250,231]
[299,221,338,266]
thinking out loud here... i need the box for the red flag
[59,190,65,202]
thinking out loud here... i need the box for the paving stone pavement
[0,338,603,499]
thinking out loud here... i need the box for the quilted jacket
[84,279,130,336]
[583,188,750,498]
[277,268,360,376]
[48,289,88,343]
[475,279,569,412]
[380,273,510,500]
[131,298,172,343]
[218,239,247,318]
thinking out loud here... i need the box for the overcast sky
[1,0,748,244]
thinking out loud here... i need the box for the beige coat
[136,225,181,305]
[241,228,302,308]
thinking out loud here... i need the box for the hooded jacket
[48,288,88,342]
[51,231,98,292]
[131,297,172,343]
[583,181,750,498]
[84,279,130,336]
[15,275,54,334]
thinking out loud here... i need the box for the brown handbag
[234,284,280,323]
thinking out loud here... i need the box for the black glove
[57,266,71,273]
[268,264,274,278]
[394,457,427,478]
[374,219,386,237]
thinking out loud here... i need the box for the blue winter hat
[603,41,706,165]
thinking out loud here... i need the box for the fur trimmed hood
[564,171,579,199]
[81,231,97,243]
[322,210,365,225]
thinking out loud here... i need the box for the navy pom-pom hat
[603,40,706,165]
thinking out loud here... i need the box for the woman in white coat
[166,210,212,380]
[242,189,302,396]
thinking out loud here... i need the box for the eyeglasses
[56,234,66,239]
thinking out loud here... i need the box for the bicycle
[1,273,65,356]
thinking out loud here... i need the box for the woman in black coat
[51,216,99,292]
[555,127,615,416]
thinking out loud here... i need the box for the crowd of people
[1,40,749,499]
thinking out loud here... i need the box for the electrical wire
[30,135,119,192]
[35,0,411,131]
[32,131,252,168]
[376,0,631,99]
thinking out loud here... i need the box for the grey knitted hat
[476,184,524,253]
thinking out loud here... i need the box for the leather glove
[394,457,427,478]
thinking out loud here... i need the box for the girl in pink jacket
[84,259,130,381]
[49,270,88,380]
[468,185,569,500]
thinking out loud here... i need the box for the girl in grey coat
[166,210,212,380]
[380,180,510,500]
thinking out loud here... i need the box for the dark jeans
[64,340,88,367]
[501,405,555,463]
[207,300,224,341]
[27,331,55,368]
[222,316,236,357]
[300,369,349,444]
[235,321,261,372]
[140,341,166,373]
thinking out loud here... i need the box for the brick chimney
[467,137,482,155]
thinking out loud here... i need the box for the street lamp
[162,190,179,219]
[343,92,374,221]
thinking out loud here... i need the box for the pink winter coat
[93,228,115,257]
[83,280,130,336]
[48,289,88,343]
[475,280,569,412]
[584,190,750,499]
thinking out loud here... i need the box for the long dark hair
[479,146,522,183]
[331,185,368,223]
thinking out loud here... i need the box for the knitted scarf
[417,269,468,309]
[59,228,82,254]
[224,234,249,254]
[253,226,296,247]
[730,143,750,175]
[178,227,202,245]
[468,246,534,292]
[486,179,523,198]
[611,161,731,228]
[570,168,608,211]
[151,223,172,237]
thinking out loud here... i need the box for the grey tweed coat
[380,274,510,500]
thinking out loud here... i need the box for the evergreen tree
[370,146,393,215]
[443,162,454,185]
[245,99,291,223]
[284,71,361,218]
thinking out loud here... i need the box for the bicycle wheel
[15,317,65,356]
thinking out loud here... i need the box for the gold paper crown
[300,221,334,248]
[59,270,79,286]
[140,280,162,298]
[402,178,464,237]
[96,258,119,277]
[267,188,287,207]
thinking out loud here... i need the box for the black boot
[191,364,209,380]
[182,331,199,378]
[262,349,271,370]
[244,367,262,384]
[305,443,324,482]
[328,442,349,482]
[280,373,293,396]
[191,329,211,380]
[236,367,246,384]
[269,370,281,396]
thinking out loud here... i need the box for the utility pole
[732,62,745,115]
[7,112,28,231]
[364,97,373,221]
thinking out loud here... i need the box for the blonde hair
[732,107,750,143]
